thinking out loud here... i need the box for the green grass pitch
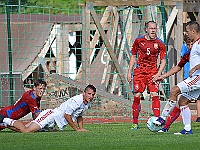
[1,122,200,150]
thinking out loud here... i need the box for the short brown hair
[34,79,47,87]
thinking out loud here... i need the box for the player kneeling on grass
[0,84,96,133]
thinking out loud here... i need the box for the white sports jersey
[53,94,90,130]
[190,38,200,76]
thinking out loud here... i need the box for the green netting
[0,3,170,122]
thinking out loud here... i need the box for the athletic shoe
[153,116,166,126]
[174,129,193,135]
[131,124,139,130]
[158,128,168,133]
[0,114,6,123]
[196,117,200,122]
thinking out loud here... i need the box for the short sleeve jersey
[178,52,190,68]
[180,43,190,79]
[131,36,166,68]
[0,90,41,119]
[189,38,200,76]
[53,94,90,130]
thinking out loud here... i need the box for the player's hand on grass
[76,128,89,132]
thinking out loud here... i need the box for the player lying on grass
[153,21,200,134]
[0,84,96,132]
[0,79,47,131]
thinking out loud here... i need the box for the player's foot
[131,124,139,130]
[153,116,166,126]
[196,117,200,122]
[0,114,6,123]
[158,128,168,133]
[174,129,193,135]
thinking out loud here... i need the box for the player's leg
[174,76,200,134]
[148,69,162,117]
[3,109,54,133]
[196,99,200,122]
[131,92,142,130]
[174,95,193,135]
[160,76,200,134]
[154,85,181,126]
[131,69,145,130]
[158,83,187,132]
[150,92,160,117]
[5,119,40,132]
[158,104,181,132]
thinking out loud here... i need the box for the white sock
[3,118,16,126]
[180,105,191,131]
[161,100,176,120]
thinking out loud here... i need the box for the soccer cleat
[158,128,168,133]
[131,124,139,130]
[153,116,166,126]
[0,114,6,123]
[196,117,200,122]
[174,129,193,135]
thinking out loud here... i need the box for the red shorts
[133,67,159,93]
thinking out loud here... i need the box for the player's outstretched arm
[154,65,182,82]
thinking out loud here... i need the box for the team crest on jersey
[140,42,145,46]
[154,43,158,49]
[135,84,139,91]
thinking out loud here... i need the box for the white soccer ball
[147,116,163,132]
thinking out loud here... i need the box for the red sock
[152,96,160,117]
[164,106,180,129]
[132,96,141,124]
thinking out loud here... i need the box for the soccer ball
[147,116,163,132]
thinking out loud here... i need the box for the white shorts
[32,109,55,129]
[177,75,200,100]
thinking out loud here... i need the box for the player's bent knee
[170,86,180,95]
[178,96,189,106]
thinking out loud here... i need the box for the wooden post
[56,24,69,76]
[110,8,133,95]
[90,5,133,99]
[101,7,119,91]
[82,3,91,84]
[76,6,112,81]
[176,2,183,83]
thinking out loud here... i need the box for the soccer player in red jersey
[0,79,47,131]
[127,21,166,130]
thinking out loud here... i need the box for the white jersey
[53,94,90,130]
[190,38,200,76]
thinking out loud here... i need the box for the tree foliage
[0,0,87,14]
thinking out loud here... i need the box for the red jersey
[0,90,41,119]
[178,52,190,68]
[131,36,166,69]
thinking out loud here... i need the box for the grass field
[1,122,200,150]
